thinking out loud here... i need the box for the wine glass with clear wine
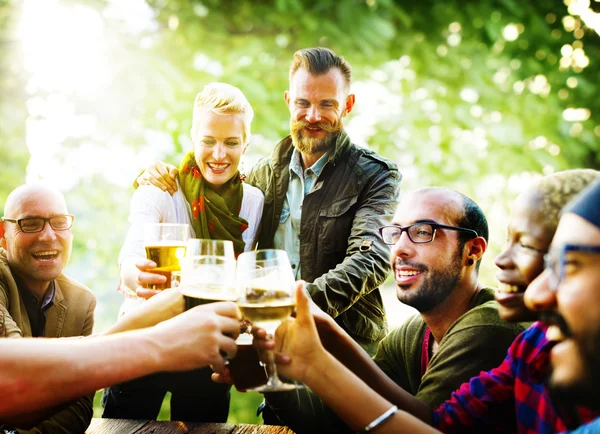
[236,249,299,392]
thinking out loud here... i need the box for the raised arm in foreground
[0,302,240,425]
[272,285,438,434]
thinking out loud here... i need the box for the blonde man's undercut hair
[190,82,254,143]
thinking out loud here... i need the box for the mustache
[394,259,428,273]
[292,119,340,133]
[540,310,573,339]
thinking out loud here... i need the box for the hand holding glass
[237,249,298,392]
[143,223,190,290]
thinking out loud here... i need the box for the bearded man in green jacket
[246,47,401,355]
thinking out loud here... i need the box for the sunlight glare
[18,0,109,95]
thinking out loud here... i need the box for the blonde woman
[103,83,264,422]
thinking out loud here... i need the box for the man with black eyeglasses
[0,184,95,433]
[373,187,524,407]
[258,187,524,433]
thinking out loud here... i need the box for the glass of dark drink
[227,333,268,391]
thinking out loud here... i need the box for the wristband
[361,405,398,433]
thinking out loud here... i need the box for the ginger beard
[290,116,343,156]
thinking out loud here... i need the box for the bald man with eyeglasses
[0,184,96,434]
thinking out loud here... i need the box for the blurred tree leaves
[0,0,28,210]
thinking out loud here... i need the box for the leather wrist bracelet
[360,405,398,433]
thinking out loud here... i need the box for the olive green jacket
[247,131,401,350]
[0,249,96,433]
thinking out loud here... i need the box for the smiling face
[495,190,554,322]
[285,67,354,156]
[192,108,248,191]
[389,190,467,313]
[1,186,72,294]
[525,213,600,408]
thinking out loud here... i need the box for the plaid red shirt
[432,321,599,434]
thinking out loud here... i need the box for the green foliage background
[1,0,599,423]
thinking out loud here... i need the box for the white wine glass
[180,239,237,309]
[236,249,298,392]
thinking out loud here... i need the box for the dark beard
[543,311,600,411]
[548,359,600,412]
[396,250,462,313]
[290,119,343,155]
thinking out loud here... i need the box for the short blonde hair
[530,169,600,230]
[190,82,254,143]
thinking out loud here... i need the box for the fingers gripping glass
[237,249,300,392]
[544,244,600,291]
[378,223,478,245]
[2,215,74,233]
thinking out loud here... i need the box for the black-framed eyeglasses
[2,215,75,233]
[544,243,600,291]
[378,222,478,245]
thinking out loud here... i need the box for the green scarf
[178,151,248,254]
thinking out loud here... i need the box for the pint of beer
[143,223,190,290]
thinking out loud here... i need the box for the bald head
[1,184,72,295]
[401,187,465,223]
[4,184,68,218]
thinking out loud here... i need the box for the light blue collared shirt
[273,147,330,279]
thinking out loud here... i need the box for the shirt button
[291,264,296,269]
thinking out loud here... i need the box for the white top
[117,181,264,315]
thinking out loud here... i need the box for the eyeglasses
[378,223,478,245]
[2,215,74,233]
[544,243,600,291]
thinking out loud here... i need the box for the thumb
[294,281,312,325]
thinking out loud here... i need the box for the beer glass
[143,223,190,290]
[180,239,237,309]
[236,249,298,392]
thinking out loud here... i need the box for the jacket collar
[0,247,67,337]
[45,279,66,337]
